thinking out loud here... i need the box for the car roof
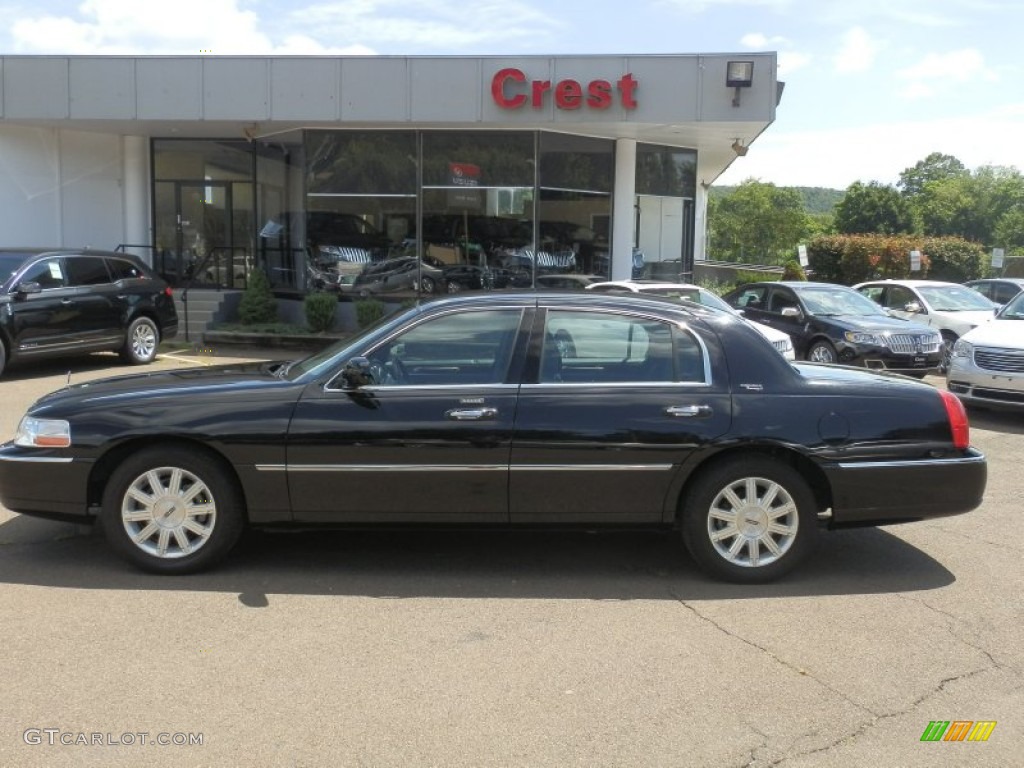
[418,290,717,321]
[587,280,705,291]
[855,279,962,288]
[0,247,124,259]
[967,277,1024,285]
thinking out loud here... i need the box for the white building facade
[0,54,780,295]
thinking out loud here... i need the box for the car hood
[930,309,996,326]
[824,314,936,333]
[29,360,295,414]
[961,318,1024,348]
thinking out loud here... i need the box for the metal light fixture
[726,61,754,107]
[731,139,748,157]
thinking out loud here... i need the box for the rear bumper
[823,449,987,526]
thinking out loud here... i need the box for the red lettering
[586,80,612,109]
[491,68,527,109]
[555,79,583,110]
[531,80,551,108]
[490,70,639,110]
[617,73,638,109]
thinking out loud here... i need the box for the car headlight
[844,331,884,346]
[952,339,974,358]
[14,417,72,448]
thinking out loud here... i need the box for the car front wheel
[940,331,958,372]
[100,446,245,574]
[681,457,818,583]
[120,316,160,364]
[807,340,837,364]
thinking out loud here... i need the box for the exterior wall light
[731,139,748,157]
[726,61,754,106]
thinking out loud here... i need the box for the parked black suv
[0,248,178,378]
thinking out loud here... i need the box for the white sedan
[947,289,1024,410]
[586,280,796,360]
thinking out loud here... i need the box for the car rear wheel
[681,457,818,583]
[100,446,245,574]
[419,276,437,294]
[807,340,837,364]
[120,316,160,364]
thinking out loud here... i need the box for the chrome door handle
[665,405,712,418]
[446,407,498,421]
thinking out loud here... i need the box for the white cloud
[716,108,1024,189]
[778,51,811,75]
[896,48,998,98]
[740,33,790,48]
[659,0,792,11]
[833,26,880,73]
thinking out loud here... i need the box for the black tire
[420,276,437,294]
[100,446,245,574]
[119,316,160,364]
[806,340,837,364]
[0,340,6,379]
[446,280,462,294]
[681,456,818,583]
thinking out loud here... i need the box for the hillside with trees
[708,153,1024,276]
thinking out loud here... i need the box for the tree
[708,180,809,263]
[915,165,1024,243]
[834,181,915,235]
[898,152,968,197]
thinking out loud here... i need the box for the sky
[1,0,1021,190]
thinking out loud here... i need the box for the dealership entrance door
[153,181,253,289]
[636,195,694,280]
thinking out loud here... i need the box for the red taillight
[164,286,174,297]
[939,389,970,450]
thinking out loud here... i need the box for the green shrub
[304,292,337,333]
[922,237,986,282]
[355,298,387,328]
[781,259,807,281]
[237,270,278,325]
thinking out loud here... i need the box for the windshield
[798,287,887,317]
[278,304,416,380]
[0,253,32,288]
[998,291,1024,319]
[916,285,996,312]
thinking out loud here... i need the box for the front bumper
[948,355,1024,409]
[0,443,94,521]
[823,448,987,526]
[842,342,942,374]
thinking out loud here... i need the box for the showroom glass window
[421,132,535,294]
[303,131,418,298]
[538,134,613,279]
[634,144,697,280]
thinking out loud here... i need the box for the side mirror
[904,301,923,314]
[341,356,373,389]
[780,306,802,320]
[15,281,42,296]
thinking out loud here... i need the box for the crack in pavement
[667,587,1010,767]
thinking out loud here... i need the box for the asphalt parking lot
[0,347,1020,767]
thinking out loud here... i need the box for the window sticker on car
[49,263,62,279]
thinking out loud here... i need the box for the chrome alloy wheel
[706,476,799,568]
[120,466,217,559]
[130,321,158,361]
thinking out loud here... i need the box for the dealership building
[0,53,781,306]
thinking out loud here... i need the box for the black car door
[285,307,529,523]
[7,257,80,355]
[62,255,123,348]
[509,307,732,524]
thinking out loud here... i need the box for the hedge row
[806,235,986,285]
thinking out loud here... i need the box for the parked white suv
[854,279,997,367]
[586,280,796,360]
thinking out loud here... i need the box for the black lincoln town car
[0,292,986,583]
